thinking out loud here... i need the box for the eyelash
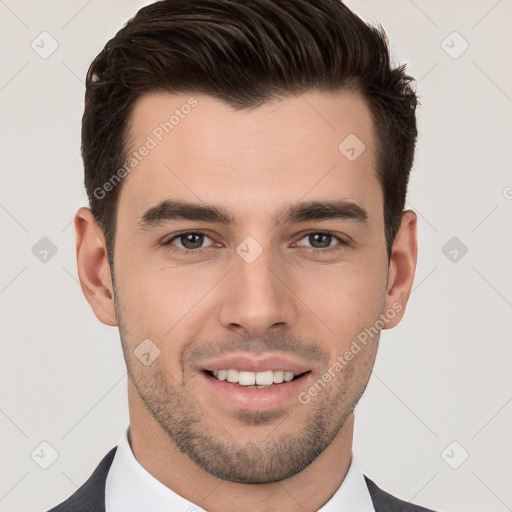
[163,230,348,256]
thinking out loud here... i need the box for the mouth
[199,363,313,412]
[196,354,314,411]
[204,369,311,388]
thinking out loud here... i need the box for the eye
[296,232,347,251]
[162,230,348,256]
[164,231,215,252]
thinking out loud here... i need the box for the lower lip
[200,371,312,411]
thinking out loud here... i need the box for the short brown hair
[82,0,418,265]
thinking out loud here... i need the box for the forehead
[119,90,380,224]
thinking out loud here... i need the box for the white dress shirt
[105,426,375,512]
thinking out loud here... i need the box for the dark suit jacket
[47,447,437,511]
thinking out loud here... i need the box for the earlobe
[383,209,418,329]
[75,207,118,326]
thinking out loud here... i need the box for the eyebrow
[137,198,368,229]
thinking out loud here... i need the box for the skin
[75,90,417,512]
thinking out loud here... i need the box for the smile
[206,369,307,387]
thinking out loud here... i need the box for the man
[49,0,436,510]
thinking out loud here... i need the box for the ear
[382,209,418,329]
[75,207,118,326]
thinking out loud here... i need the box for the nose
[218,245,298,339]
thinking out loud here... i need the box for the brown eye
[308,233,333,248]
[166,231,214,251]
[296,232,345,250]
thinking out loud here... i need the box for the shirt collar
[105,425,374,512]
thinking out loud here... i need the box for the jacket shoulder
[47,446,118,512]
[364,475,438,512]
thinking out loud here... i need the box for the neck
[128,385,354,512]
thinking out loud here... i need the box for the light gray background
[1,1,511,511]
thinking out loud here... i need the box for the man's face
[110,90,391,483]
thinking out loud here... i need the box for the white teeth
[226,369,239,383]
[272,370,284,384]
[210,369,301,386]
[255,370,274,386]
[238,371,256,385]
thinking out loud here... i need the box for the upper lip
[199,354,311,374]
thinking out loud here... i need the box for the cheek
[114,264,223,355]
[115,254,201,323]
[297,261,387,333]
